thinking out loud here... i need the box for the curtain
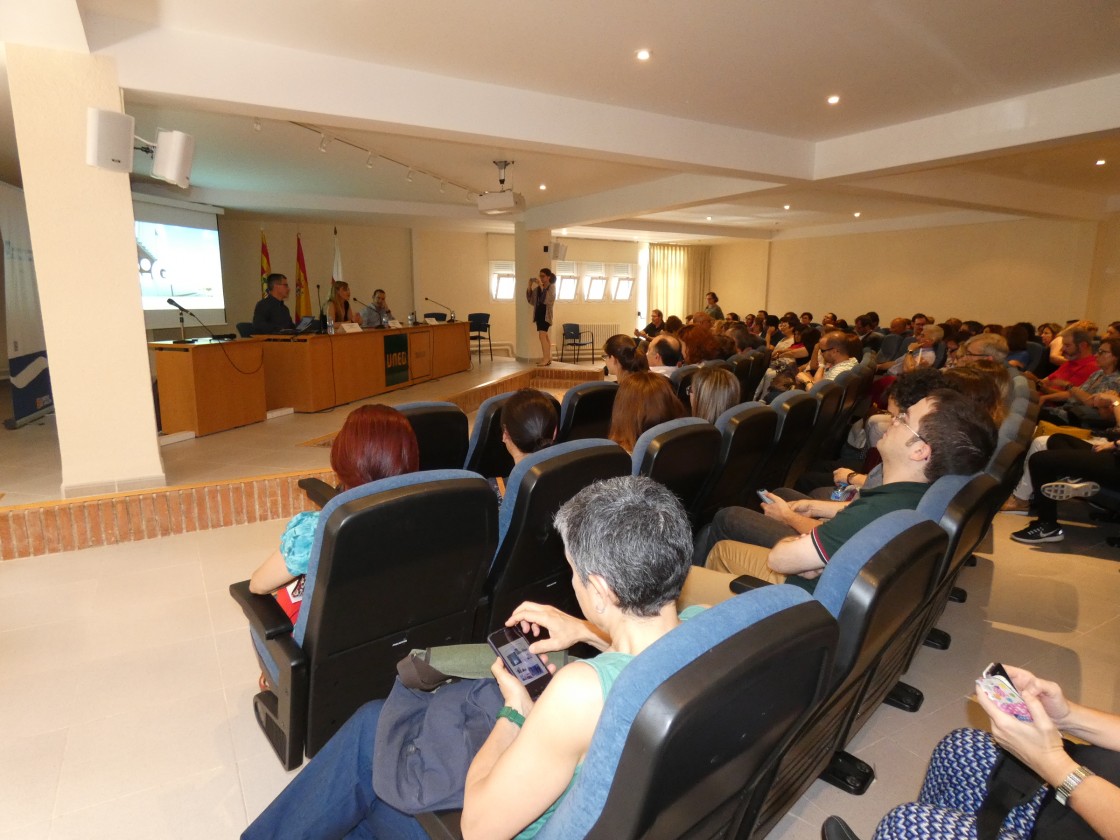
[648,243,712,321]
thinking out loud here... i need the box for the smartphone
[487,626,553,700]
[978,662,1033,722]
[757,489,774,504]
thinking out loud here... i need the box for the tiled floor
[0,501,1117,838]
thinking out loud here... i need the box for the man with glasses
[680,389,996,605]
[795,331,860,388]
[1028,327,1099,400]
[1037,337,1120,428]
[251,273,295,334]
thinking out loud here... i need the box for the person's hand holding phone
[1002,665,1072,726]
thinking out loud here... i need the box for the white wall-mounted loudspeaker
[550,241,568,261]
[151,130,195,189]
[86,108,135,173]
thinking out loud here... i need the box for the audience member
[602,334,648,382]
[647,334,684,375]
[1005,323,1032,370]
[242,476,697,840]
[678,323,722,363]
[1036,338,1120,428]
[635,309,665,340]
[608,372,685,453]
[488,388,558,501]
[795,331,859,388]
[248,405,419,686]
[872,665,1120,840]
[704,292,724,320]
[252,273,295,334]
[1030,327,1099,393]
[942,365,1005,426]
[689,366,741,423]
[663,314,684,334]
[682,389,995,604]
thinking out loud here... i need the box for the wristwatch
[1055,764,1095,805]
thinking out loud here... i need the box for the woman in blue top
[248,404,419,686]
[242,475,696,840]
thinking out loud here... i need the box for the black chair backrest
[423,311,448,322]
[464,391,562,478]
[301,473,498,754]
[582,596,838,840]
[484,440,631,632]
[562,323,581,340]
[691,403,779,527]
[236,321,253,338]
[467,312,490,330]
[752,390,819,493]
[1025,340,1045,374]
[398,402,469,471]
[557,381,619,442]
[633,418,722,515]
[786,380,844,488]
[670,364,701,405]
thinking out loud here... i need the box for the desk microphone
[315,284,326,332]
[424,296,456,322]
[166,297,233,343]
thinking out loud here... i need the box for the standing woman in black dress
[526,268,556,366]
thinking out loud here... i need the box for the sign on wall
[384,333,409,386]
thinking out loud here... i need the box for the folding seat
[1025,339,1046,373]
[418,585,838,840]
[668,363,700,406]
[733,511,947,833]
[732,353,767,404]
[462,390,561,478]
[397,401,469,470]
[631,417,722,515]
[556,381,618,442]
[786,380,844,490]
[478,439,631,635]
[229,470,499,770]
[690,402,778,529]
[749,390,818,495]
[875,332,906,364]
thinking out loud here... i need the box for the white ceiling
[3,0,1120,241]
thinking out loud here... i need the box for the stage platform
[0,358,603,561]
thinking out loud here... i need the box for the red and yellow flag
[293,234,312,319]
[260,230,271,298]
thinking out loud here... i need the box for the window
[610,264,635,301]
[554,260,578,300]
[489,261,516,300]
[583,262,606,301]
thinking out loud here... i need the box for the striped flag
[260,230,271,298]
[293,234,312,319]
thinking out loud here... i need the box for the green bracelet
[497,705,525,728]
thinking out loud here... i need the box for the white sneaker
[1041,479,1100,501]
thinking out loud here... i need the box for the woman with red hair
[249,404,419,627]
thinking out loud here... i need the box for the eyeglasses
[892,411,926,444]
[601,353,609,361]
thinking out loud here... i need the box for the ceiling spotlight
[853,211,861,218]
[440,181,446,193]
[783,204,791,210]
[636,49,651,61]
[319,134,330,153]
[1097,159,1107,166]
[406,169,414,183]
[539,183,547,191]
[365,153,374,168]
[827,95,840,105]
[706,216,712,221]
[253,118,262,132]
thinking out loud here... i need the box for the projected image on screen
[136,222,223,308]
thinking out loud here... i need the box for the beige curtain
[649,243,712,321]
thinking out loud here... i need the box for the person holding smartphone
[870,665,1120,840]
[526,268,556,366]
[243,476,697,840]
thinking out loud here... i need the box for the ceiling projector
[477,190,525,215]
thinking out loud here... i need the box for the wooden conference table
[151,322,470,435]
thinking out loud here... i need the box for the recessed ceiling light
[406,169,414,182]
[706,216,712,221]
[1097,159,1107,166]
[783,204,791,210]
[561,229,568,235]
[853,211,861,218]
[539,184,547,190]
[253,118,262,132]
[635,49,651,61]
[827,95,840,105]
[319,134,330,152]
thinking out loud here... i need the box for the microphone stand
[424,296,456,322]
[166,298,233,343]
[315,284,325,332]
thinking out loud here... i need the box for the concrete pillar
[513,222,553,361]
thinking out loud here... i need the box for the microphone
[315,284,326,332]
[166,297,192,316]
[166,298,233,343]
[424,296,456,322]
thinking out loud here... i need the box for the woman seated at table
[324,280,362,325]
[248,405,419,669]
[242,475,696,840]
[608,371,686,453]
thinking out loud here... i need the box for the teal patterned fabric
[279,510,320,576]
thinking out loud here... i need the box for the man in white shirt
[647,334,683,377]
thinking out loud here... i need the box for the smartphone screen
[488,626,553,699]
